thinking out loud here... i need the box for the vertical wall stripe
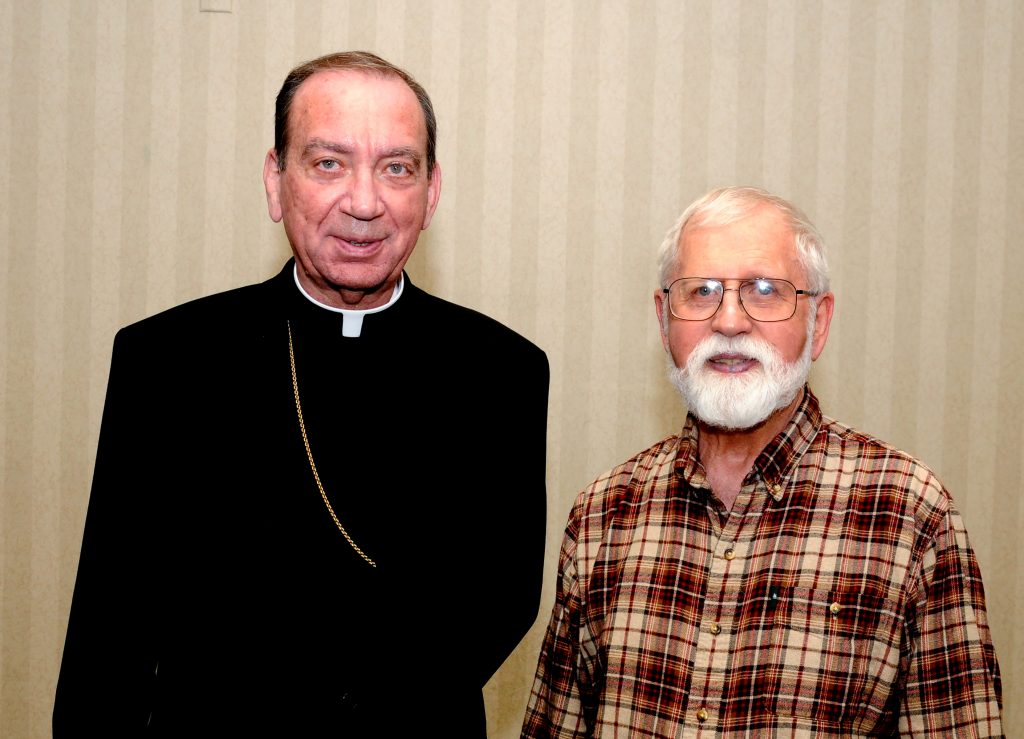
[29,2,70,734]
[678,1,710,200]
[915,4,956,471]
[561,2,599,486]
[614,1,660,459]
[533,0,573,540]
[478,1,516,324]
[735,1,767,186]
[834,0,876,421]
[0,0,10,471]
[2,0,41,732]
[59,0,98,604]
[417,0,459,299]
[232,2,274,286]
[88,1,126,418]
[966,1,1012,568]
[762,1,796,197]
[890,0,929,456]
[589,0,629,473]
[809,0,850,406]
[145,3,183,316]
[706,0,740,182]
[293,0,323,61]
[941,1,984,502]
[451,0,487,311]
[201,11,241,295]
[172,4,209,306]
[118,2,154,323]
[992,4,1024,725]
[861,0,904,441]
[341,0,374,49]
[787,2,822,212]
[647,0,689,441]
[507,2,545,341]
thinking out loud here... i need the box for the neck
[296,271,400,311]
[696,389,803,510]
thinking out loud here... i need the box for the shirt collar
[753,388,822,496]
[292,266,404,337]
[674,386,823,500]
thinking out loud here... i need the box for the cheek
[666,324,700,367]
[284,181,331,224]
[766,325,808,363]
[387,191,429,228]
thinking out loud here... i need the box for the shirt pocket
[759,586,900,726]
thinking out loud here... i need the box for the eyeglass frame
[661,276,820,323]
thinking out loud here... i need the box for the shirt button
[696,707,708,723]
[709,622,721,635]
[724,548,735,561]
[830,602,842,616]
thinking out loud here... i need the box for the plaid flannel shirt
[523,388,1002,737]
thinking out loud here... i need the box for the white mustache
[684,333,784,378]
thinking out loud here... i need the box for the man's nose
[710,288,753,336]
[343,169,384,220]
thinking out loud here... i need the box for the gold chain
[287,321,377,568]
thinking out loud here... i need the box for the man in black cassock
[54,51,549,737]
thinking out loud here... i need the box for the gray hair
[657,186,830,294]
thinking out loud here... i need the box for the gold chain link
[287,321,377,568]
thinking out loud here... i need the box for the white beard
[668,318,814,431]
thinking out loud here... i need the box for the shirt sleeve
[521,512,594,738]
[899,504,1003,737]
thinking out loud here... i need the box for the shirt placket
[680,477,767,737]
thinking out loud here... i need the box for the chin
[668,364,804,431]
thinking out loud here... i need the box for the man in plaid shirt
[522,186,1002,737]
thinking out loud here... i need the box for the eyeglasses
[662,277,818,322]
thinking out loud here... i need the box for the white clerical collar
[293,266,404,338]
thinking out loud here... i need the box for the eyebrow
[301,139,351,158]
[381,147,422,165]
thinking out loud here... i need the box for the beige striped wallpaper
[2,1,1021,736]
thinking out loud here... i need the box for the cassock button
[696,707,709,723]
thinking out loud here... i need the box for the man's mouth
[336,235,385,249]
[707,354,758,373]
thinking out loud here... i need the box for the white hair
[657,186,830,294]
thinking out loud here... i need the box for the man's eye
[317,159,339,171]
[692,282,720,298]
[752,280,776,296]
[386,162,410,176]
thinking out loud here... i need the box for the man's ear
[654,289,671,353]
[421,162,442,231]
[263,149,283,223]
[810,291,834,361]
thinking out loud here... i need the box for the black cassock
[55,260,549,737]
